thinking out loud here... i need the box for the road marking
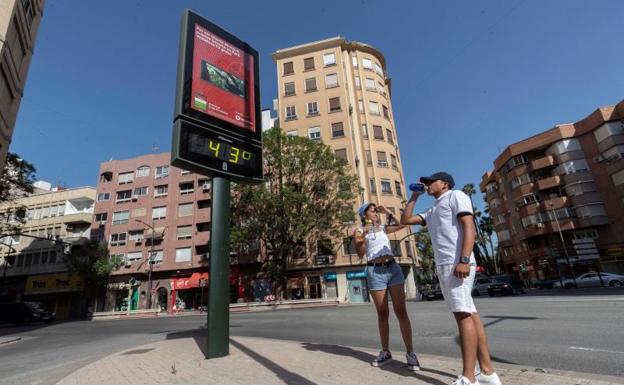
[569,346,624,354]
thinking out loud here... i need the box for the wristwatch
[459,256,471,264]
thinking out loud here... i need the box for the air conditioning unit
[201,253,209,260]
[131,195,139,201]
[202,183,211,190]
[536,223,544,228]
[125,260,132,267]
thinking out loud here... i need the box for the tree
[0,153,36,236]
[414,228,436,286]
[231,128,361,298]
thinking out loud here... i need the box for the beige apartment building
[480,100,624,283]
[273,37,418,302]
[0,0,45,169]
[0,183,95,320]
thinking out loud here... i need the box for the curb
[0,336,22,345]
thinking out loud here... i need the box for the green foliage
[0,153,36,236]
[414,228,436,285]
[231,128,361,292]
[65,240,119,287]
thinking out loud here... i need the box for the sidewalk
[55,334,623,385]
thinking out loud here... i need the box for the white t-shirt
[357,225,394,261]
[419,190,476,266]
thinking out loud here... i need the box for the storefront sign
[171,272,209,290]
[25,273,83,295]
[346,270,367,279]
[323,272,337,281]
[606,248,624,257]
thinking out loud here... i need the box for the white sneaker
[451,376,479,385]
[406,351,421,371]
[476,371,502,385]
[371,350,392,367]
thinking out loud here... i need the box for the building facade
[480,101,624,283]
[272,37,418,301]
[92,153,264,313]
[0,184,95,320]
[0,0,45,169]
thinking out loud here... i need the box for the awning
[171,272,208,290]
[144,227,165,239]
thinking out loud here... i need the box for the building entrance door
[308,276,321,299]
[348,279,368,303]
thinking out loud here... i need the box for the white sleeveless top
[360,225,393,261]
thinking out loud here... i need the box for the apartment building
[0,0,45,169]
[0,183,95,320]
[92,153,264,313]
[273,37,418,302]
[480,100,624,283]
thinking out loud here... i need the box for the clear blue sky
[11,0,624,214]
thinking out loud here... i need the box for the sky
[11,0,624,215]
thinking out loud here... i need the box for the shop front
[170,272,209,312]
[323,272,338,299]
[24,272,84,320]
[346,270,369,303]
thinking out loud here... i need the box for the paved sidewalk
[55,334,623,385]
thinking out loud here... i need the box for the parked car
[487,275,526,297]
[534,278,560,289]
[553,272,624,289]
[0,302,55,326]
[420,285,444,301]
[472,276,494,297]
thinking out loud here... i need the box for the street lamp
[549,203,577,288]
[134,218,160,309]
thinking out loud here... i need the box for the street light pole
[549,203,577,287]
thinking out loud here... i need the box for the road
[0,293,623,385]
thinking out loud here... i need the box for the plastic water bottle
[365,219,376,240]
[409,183,426,193]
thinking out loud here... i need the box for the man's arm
[454,214,476,278]
[400,192,425,226]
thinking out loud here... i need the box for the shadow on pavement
[301,342,451,385]
[0,322,51,337]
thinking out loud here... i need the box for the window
[303,57,315,71]
[395,181,403,197]
[374,62,383,75]
[369,101,380,115]
[391,154,398,169]
[386,129,394,144]
[365,78,376,91]
[128,230,144,242]
[354,76,361,89]
[133,186,148,196]
[510,173,532,189]
[576,203,607,218]
[99,172,112,183]
[519,193,540,206]
[95,213,107,224]
[283,61,294,75]
[305,78,317,92]
[343,237,356,255]
[117,172,133,184]
[116,190,132,203]
[149,250,164,264]
[612,169,624,187]
[601,144,624,161]
[369,178,377,193]
[365,150,372,165]
[131,208,146,217]
[594,121,623,144]
[547,139,582,156]
[179,181,194,194]
[284,81,295,96]
[381,180,392,194]
[377,151,388,167]
[175,247,192,263]
[127,252,142,261]
[177,225,193,240]
[285,106,297,120]
[325,73,338,88]
[378,82,386,95]
[317,239,333,256]
[110,233,127,246]
[352,55,358,67]
[362,58,373,70]
[155,165,169,179]
[573,229,599,240]
[503,154,528,172]
[335,149,347,162]
[308,126,321,140]
[390,240,402,257]
[307,101,319,116]
[112,210,129,225]
[554,159,589,176]
[154,185,168,197]
[323,52,336,66]
[362,124,368,138]
[136,166,150,177]
[152,206,167,220]
[405,241,414,258]
[382,105,390,119]
[178,203,193,217]
[97,192,110,201]
[358,100,364,113]
[373,125,384,140]
[331,122,344,138]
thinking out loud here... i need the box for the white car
[553,272,624,289]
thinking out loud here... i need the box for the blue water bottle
[409,183,425,193]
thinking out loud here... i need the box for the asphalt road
[0,293,623,385]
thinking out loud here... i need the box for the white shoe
[452,376,479,385]
[476,371,501,385]
[406,351,421,371]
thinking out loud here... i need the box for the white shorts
[436,264,477,314]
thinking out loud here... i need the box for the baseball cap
[357,202,375,219]
[420,172,455,189]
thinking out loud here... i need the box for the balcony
[536,176,562,190]
[63,212,94,225]
[506,164,530,179]
[541,196,568,210]
[578,216,609,227]
[194,231,210,245]
[530,155,555,171]
[518,202,541,217]
[568,192,603,207]
[511,183,535,200]
[605,157,624,176]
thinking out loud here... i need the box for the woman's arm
[353,227,366,258]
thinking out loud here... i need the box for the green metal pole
[206,176,230,358]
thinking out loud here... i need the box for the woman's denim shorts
[366,262,405,291]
